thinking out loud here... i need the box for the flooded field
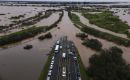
[0,5,130,80]
[111,8,130,26]
[0,6,43,25]
[73,12,128,39]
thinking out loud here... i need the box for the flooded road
[0,10,130,80]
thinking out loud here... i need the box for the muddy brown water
[111,8,130,26]
[0,10,130,80]
[73,11,130,66]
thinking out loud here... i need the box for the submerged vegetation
[0,14,5,15]
[82,39,102,51]
[47,11,64,30]
[10,14,25,19]
[0,10,64,46]
[38,32,52,40]
[0,9,57,32]
[68,11,130,47]
[76,33,88,39]
[0,26,46,46]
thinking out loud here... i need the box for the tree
[87,46,130,80]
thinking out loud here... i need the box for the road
[46,36,81,80]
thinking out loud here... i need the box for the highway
[46,36,81,80]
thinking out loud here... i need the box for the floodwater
[0,12,60,36]
[0,7,130,80]
[34,12,60,27]
[72,12,130,66]
[0,6,44,25]
[111,8,130,26]
[0,6,61,36]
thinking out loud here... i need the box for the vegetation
[66,7,101,12]
[0,14,5,15]
[87,46,130,80]
[68,11,81,25]
[38,32,52,40]
[83,11,129,35]
[82,39,102,51]
[0,10,54,32]
[75,47,91,80]
[10,15,25,19]
[47,11,64,30]
[81,26,130,47]
[0,26,46,46]
[76,33,88,40]
[0,10,64,46]
[39,48,54,80]
[68,11,130,47]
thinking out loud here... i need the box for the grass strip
[75,46,90,80]
[39,49,54,80]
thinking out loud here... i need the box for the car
[62,53,66,58]
[51,60,54,63]
[62,67,66,77]
[55,45,59,53]
[56,40,60,45]
[50,62,54,65]
[78,77,81,80]
[60,46,62,49]
[68,52,73,55]
[74,56,77,60]
[52,56,54,60]
[50,65,53,69]
[46,76,50,80]
[48,70,52,76]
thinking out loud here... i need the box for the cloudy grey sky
[1,0,130,2]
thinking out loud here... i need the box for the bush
[82,39,102,51]
[76,33,88,39]
[81,26,130,47]
[38,32,52,40]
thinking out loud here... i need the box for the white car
[52,56,54,60]
[62,67,66,77]
[46,76,50,80]
[48,70,52,76]
[50,65,53,69]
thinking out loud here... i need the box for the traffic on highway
[46,36,81,80]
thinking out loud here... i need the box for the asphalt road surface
[46,36,81,80]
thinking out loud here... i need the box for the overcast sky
[1,0,130,2]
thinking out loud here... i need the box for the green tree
[88,46,130,80]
